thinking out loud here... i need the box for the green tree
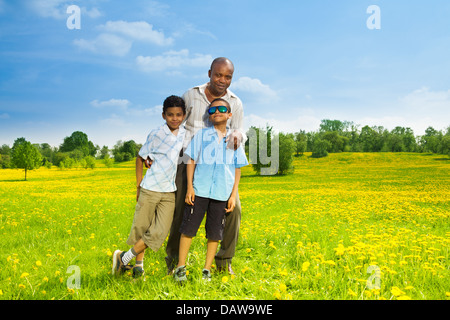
[322,131,349,153]
[421,127,442,153]
[113,140,138,162]
[11,139,42,180]
[0,144,12,168]
[311,138,331,158]
[294,130,307,156]
[60,131,98,157]
[277,133,295,174]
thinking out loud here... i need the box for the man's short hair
[163,95,186,114]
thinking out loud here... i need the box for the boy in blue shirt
[174,98,248,282]
[112,95,186,278]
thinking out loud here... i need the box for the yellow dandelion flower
[222,276,229,284]
[279,283,287,292]
[302,261,310,272]
[19,284,26,289]
[36,260,42,266]
[348,289,357,297]
[334,244,345,256]
[20,272,29,278]
[278,268,288,276]
[391,287,405,297]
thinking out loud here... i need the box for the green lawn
[0,152,448,300]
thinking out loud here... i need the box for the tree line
[245,119,450,175]
[1,120,449,179]
[0,131,143,179]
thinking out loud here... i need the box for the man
[164,57,246,275]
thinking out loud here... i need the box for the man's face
[208,62,234,97]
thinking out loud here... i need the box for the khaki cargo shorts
[126,188,175,252]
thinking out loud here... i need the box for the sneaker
[173,265,187,283]
[202,269,212,281]
[132,265,145,279]
[112,250,132,275]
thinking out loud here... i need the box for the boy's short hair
[209,98,231,113]
[163,95,186,114]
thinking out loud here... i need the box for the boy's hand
[226,196,236,213]
[185,187,195,206]
[144,157,153,169]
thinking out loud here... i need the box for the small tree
[294,130,307,156]
[12,140,42,180]
[311,138,331,158]
[277,133,295,174]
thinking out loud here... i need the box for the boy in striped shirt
[112,95,186,278]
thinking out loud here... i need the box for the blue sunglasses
[208,106,229,115]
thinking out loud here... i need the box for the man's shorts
[179,196,227,241]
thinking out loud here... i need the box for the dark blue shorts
[179,196,227,241]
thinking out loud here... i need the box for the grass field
[0,152,449,300]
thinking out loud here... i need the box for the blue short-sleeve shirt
[185,126,248,201]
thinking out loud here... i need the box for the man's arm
[226,99,246,150]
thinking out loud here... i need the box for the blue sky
[1,0,449,148]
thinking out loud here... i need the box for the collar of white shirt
[195,83,238,100]
[163,123,186,136]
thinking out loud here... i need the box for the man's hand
[226,130,243,150]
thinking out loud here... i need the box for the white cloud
[100,114,129,127]
[27,0,68,19]
[26,1,102,19]
[98,20,173,46]
[136,49,212,72]
[231,77,278,102]
[90,99,131,110]
[400,86,450,111]
[74,33,132,56]
[82,7,102,19]
[244,113,321,134]
[74,20,173,56]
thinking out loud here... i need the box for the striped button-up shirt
[182,83,246,149]
[139,124,186,192]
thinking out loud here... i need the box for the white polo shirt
[138,124,186,192]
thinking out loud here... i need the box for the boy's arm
[136,156,144,202]
[185,157,196,205]
[226,168,241,213]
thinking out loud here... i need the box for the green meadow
[0,152,449,300]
